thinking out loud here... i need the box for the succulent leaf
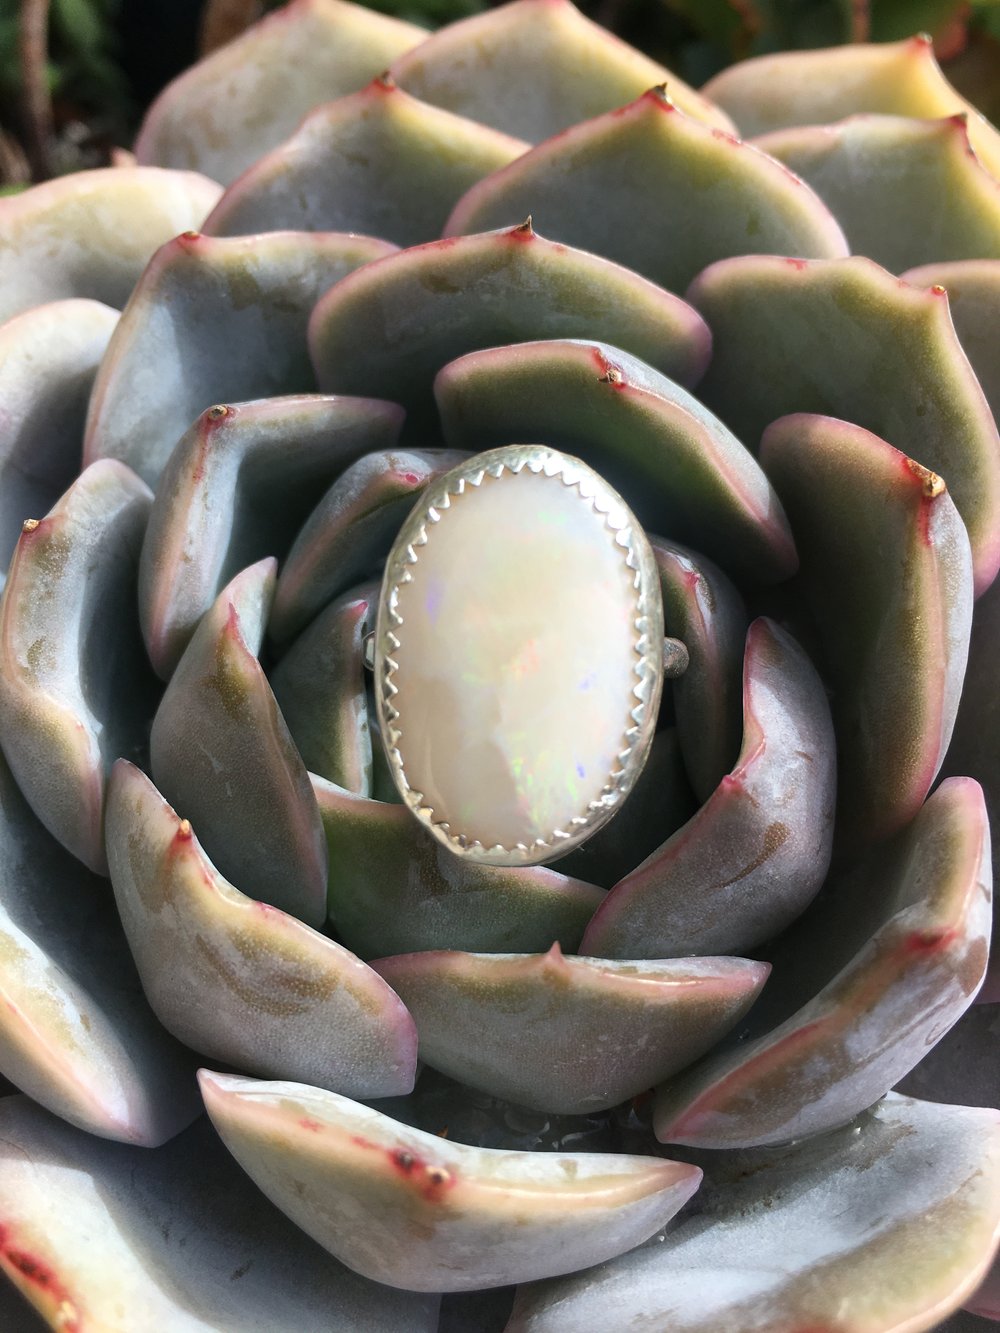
[446,89,849,292]
[134,0,427,184]
[704,35,1000,180]
[204,78,528,245]
[105,760,417,1097]
[434,339,797,584]
[939,554,1000,1002]
[198,1068,703,1291]
[904,259,1000,424]
[1,3,999,1320]
[0,300,118,579]
[510,1094,1000,1332]
[0,459,156,873]
[270,583,376,795]
[389,0,733,143]
[271,448,468,644]
[314,773,605,957]
[309,225,712,442]
[149,560,328,927]
[763,413,974,847]
[753,115,1000,272]
[0,168,222,323]
[0,752,199,1147]
[370,947,769,1114]
[689,254,1000,594]
[654,777,991,1148]
[652,540,748,802]
[84,230,398,488]
[581,618,836,958]
[138,394,403,679]
[0,1097,439,1330]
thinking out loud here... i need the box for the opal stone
[376,446,663,864]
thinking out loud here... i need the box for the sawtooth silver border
[374,443,664,867]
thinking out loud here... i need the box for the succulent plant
[2,1,1000,1328]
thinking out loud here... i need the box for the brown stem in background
[847,0,870,43]
[199,0,265,56]
[19,0,53,182]
[0,127,31,189]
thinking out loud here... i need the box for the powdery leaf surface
[199,1068,702,1291]
[510,1094,1000,1333]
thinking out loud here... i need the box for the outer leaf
[510,1094,1000,1333]
[271,448,467,644]
[753,115,1000,272]
[270,583,375,794]
[84,230,398,488]
[434,340,797,584]
[204,76,528,246]
[939,554,1000,1001]
[138,394,403,679]
[150,560,328,927]
[0,460,156,874]
[654,777,991,1149]
[199,1069,703,1292]
[688,255,1000,594]
[389,0,733,142]
[134,0,426,184]
[581,618,835,958]
[314,774,605,958]
[0,168,221,322]
[762,414,973,846]
[652,540,748,802]
[0,300,117,578]
[105,760,417,1098]
[447,88,848,293]
[0,1098,438,1331]
[370,946,769,1114]
[310,224,712,443]
[703,34,1000,180]
[0,752,198,1146]
[904,260,1000,424]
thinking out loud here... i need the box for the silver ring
[373,444,665,867]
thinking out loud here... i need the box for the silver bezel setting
[374,444,665,866]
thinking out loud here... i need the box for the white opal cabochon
[375,446,664,864]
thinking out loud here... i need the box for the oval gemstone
[375,445,664,865]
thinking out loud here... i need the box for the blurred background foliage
[1,0,1000,186]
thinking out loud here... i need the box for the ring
[373,444,666,866]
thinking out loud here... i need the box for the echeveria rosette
[1,2,1000,1330]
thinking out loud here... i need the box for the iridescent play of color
[378,448,662,860]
